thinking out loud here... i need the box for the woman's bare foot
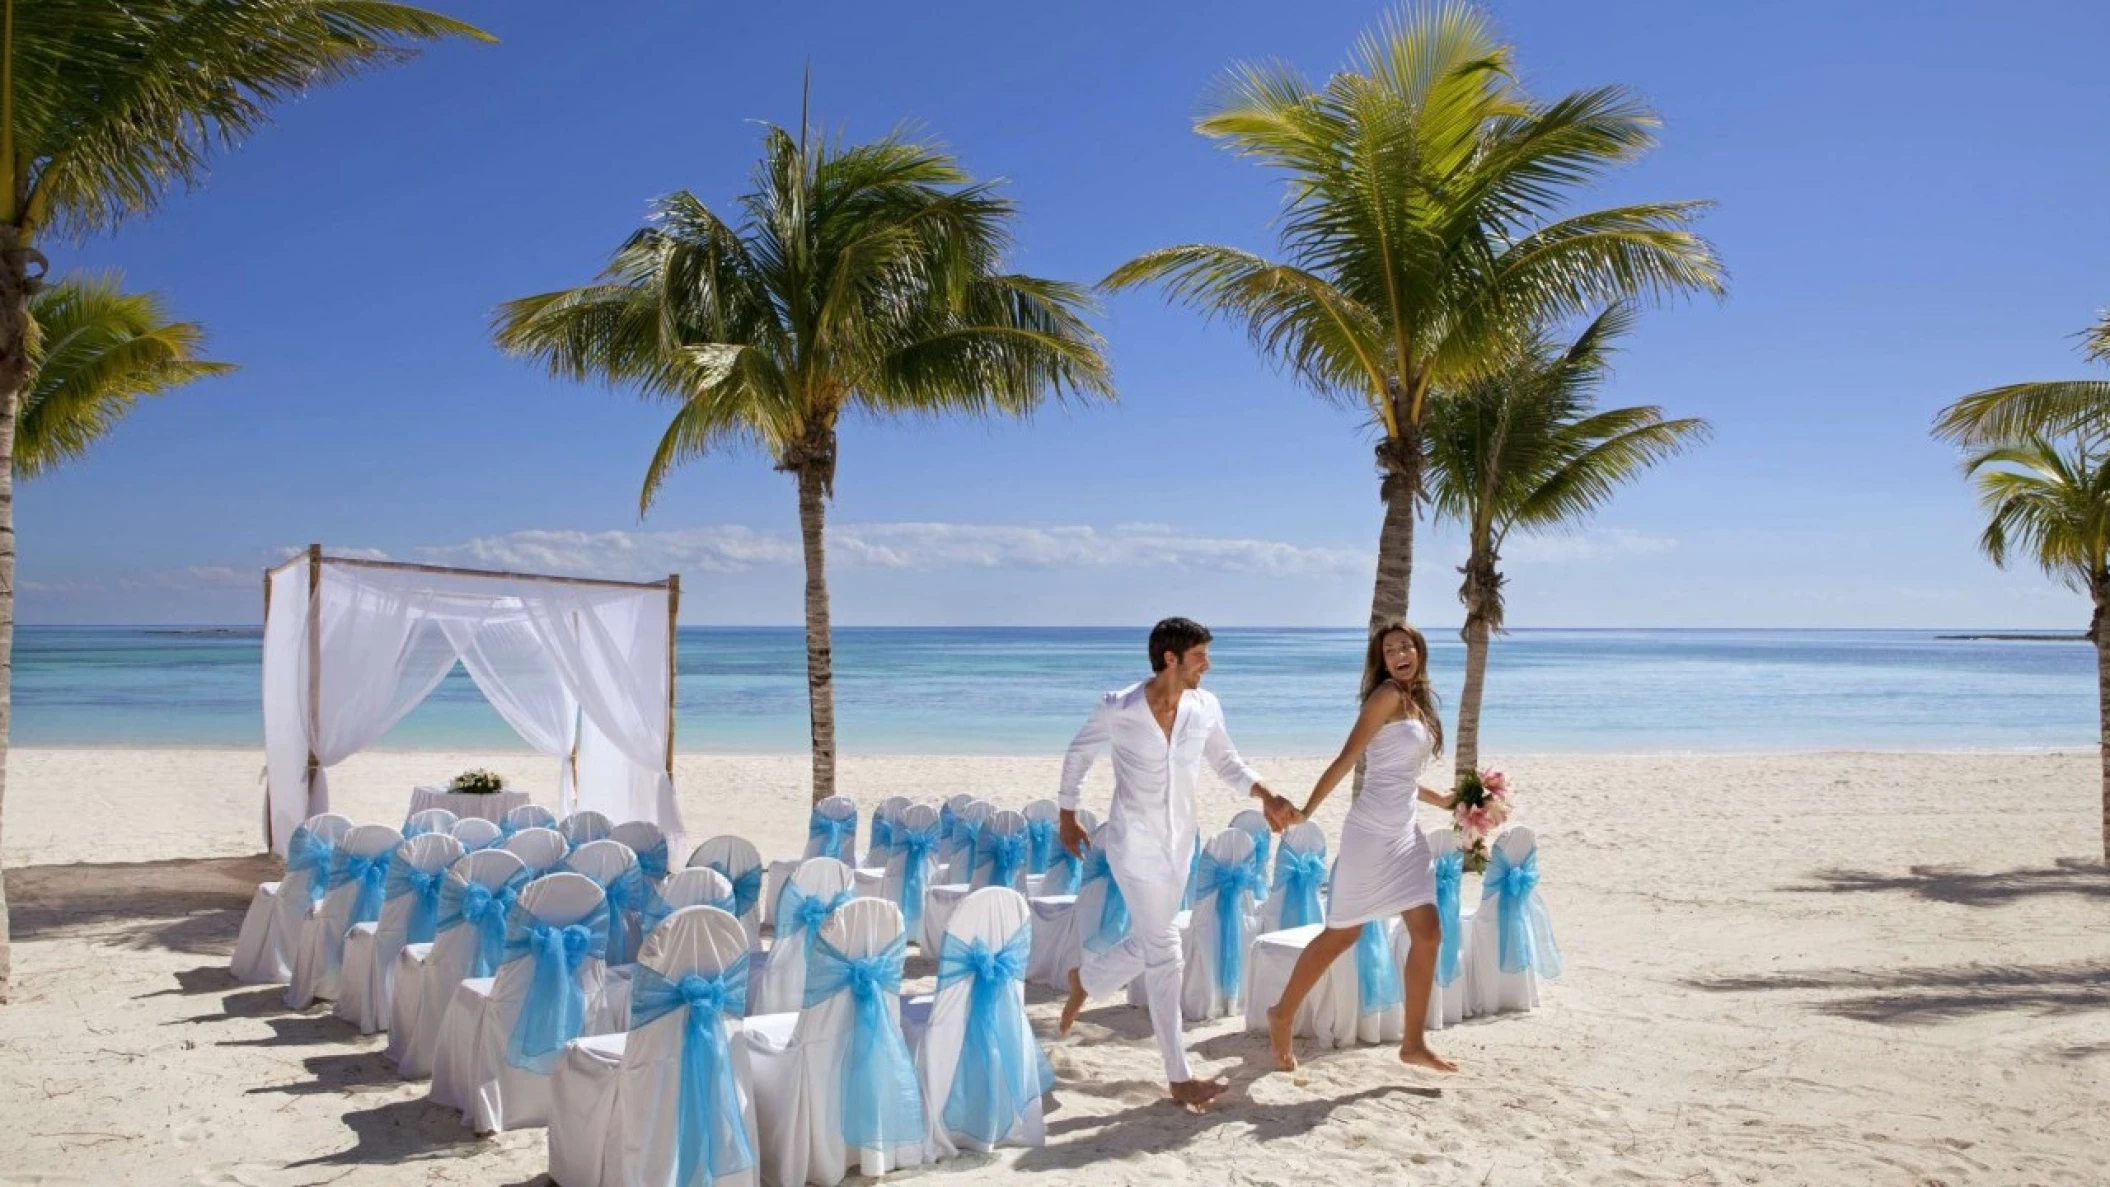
[1169,1077,1230,1112]
[1266,1005,1298,1072]
[1398,1041,1458,1073]
[1059,968,1088,1035]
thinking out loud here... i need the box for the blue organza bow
[808,812,855,861]
[381,854,446,945]
[1433,850,1465,986]
[1023,818,1057,876]
[708,863,763,921]
[803,933,923,1150]
[629,959,754,1187]
[1355,920,1403,1013]
[1242,828,1272,883]
[938,803,958,846]
[936,927,1054,1146]
[1272,848,1327,929]
[329,849,392,926]
[1040,838,1082,896]
[1196,852,1263,1000]
[568,863,647,967]
[893,824,943,936]
[284,826,336,907]
[777,884,853,970]
[1180,841,1201,910]
[868,815,897,863]
[948,817,985,872]
[1078,848,1130,955]
[635,838,672,882]
[500,906,610,1073]
[435,871,527,978]
[1483,848,1561,978]
[977,830,1029,889]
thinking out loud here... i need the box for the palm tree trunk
[2095,593,2110,862]
[0,235,30,1003]
[1367,429,1421,629]
[795,459,836,804]
[1454,596,1491,781]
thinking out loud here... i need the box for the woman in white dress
[1262,621,1458,1073]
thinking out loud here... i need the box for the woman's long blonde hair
[1361,621,1444,756]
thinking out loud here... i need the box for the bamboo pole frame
[665,574,681,778]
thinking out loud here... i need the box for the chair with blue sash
[503,826,570,876]
[286,823,404,1009]
[1178,829,1264,1021]
[451,816,503,853]
[746,898,932,1185]
[915,887,1055,1156]
[1465,826,1559,1018]
[559,809,616,849]
[404,807,459,839]
[231,812,352,985]
[1026,808,1098,991]
[565,839,651,971]
[642,867,739,938]
[388,848,528,1078]
[922,807,1023,952]
[338,831,464,1034]
[757,857,856,1015]
[1228,808,1271,886]
[804,795,860,862]
[502,803,559,837]
[971,810,1032,894]
[611,820,674,886]
[862,795,910,875]
[881,804,944,952]
[688,834,766,951]
[1261,822,1330,932]
[429,871,617,1133]
[1021,799,1060,883]
[939,800,991,887]
[548,905,760,1187]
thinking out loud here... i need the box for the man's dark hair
[1148,617,1213,672]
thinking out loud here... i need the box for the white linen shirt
[1058,682,1264,883]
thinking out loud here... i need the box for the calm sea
[9,626,2096,755]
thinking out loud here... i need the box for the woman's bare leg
[1265,925,1361,1071]
[1398,904,1457,1072]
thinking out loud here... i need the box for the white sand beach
[4,746,2108,1185]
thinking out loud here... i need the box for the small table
[408,786,531,825]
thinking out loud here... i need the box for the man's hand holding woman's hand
[1253,786,1304,832]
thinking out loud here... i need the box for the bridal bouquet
[448,768,506,795]
[1451,767,1513,873]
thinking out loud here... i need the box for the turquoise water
[9,626,2097,754]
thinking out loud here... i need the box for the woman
[1262,622,1458,1073]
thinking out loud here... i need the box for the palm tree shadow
[4,854,279,956]
[1685,959,2110,1024]
[281,1097,489,1169]
[1785,859,2110,907]
[136,965,240,1000]
[1018,1084,1427,1171]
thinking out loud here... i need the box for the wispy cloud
[416,527,797,579]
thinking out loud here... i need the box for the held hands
[1058,808,1091,859]
[1255,787,1304,833]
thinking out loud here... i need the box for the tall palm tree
[0,1,490,1003]
[1424,305,1707,777]
[18,274,233,477]
[1932,309,2110,443]
[1958,435,2110,860]
[1104,1,1723,638]
[493,117,1113,802]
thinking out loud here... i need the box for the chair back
[451,816,503,851]
[1192,828,1261,1009]
[687,835,766,947]
[503,803,559,834]
[618,905,759,1187]
[404,807,458,837]
[491,872,611,1073]
[757,857,856,1015]
[804,795,860,862]
[276,813,355,931]
[1021,799,1059,876]
[882,804,943,938]
[503,826,570,875]
[973,810,1031,893]
[921,887,1046,1153]
[648,867,738,933]
[867,796,912,868]
[944,802,994,883]
[559,810,615,847]
[375,832,464,951]
[428,849,530,984]
[565,839,646,965]
[1267,821,1328,931]
[610,820,672,881]
[1034,807,1096,897]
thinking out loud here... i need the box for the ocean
[9,626,2096,755]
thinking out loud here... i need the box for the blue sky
[20,0,2110,628]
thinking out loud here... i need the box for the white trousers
[1078,857,1190,1083]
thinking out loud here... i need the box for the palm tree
[1424,305,1707,777]
[17,274,233,476]
[0,1,491,1002]
[1958,435,2110,861]
[1103,1,1723,638]
[1932,309,2110,443]
[493,116,1113,802]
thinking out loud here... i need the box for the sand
[3,745,2108,1186]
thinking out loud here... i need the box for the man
[1056,616,1298,1111]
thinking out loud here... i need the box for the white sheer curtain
[442,612,581,812]
[262,560,312,852]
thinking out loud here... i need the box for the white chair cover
[337,831,463,1033]
[1178,829,1261,1022]
[971,810,1031,894]
[1021,798,1060,878]
[429,872,617,1133]
[230,812,352,984]
[864,795,911,871]
[549,906,758,1187]
[1243,923,1363,1048]
[689,835,766,950]
[1260,822,1328,933]
[755,858,856,1016]
[1465,826,1555,1018]
[941,801,993,886]
[388,848,529,1076]
[747,898,927,1186]
[1353,828,1471,1038]
[804,795,860,862]
[1227,808,1271,878]
[1027,813,1101,991]
[451,816,503,851]
[915,887,1050,1156]
[566,838,648,969]
[285,823,403,1008]
[610,819,673,883]
[560,810,616,848]
[879,804,943,950]
[504,826,570,876]
[652,867,736,918]
[405,807,460,838]
[505,803,560,834]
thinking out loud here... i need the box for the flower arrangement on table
[1450,766,1513,873]
[448,768,507,795]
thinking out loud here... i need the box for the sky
[19,0,2110,629]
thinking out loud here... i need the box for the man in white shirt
[1055,617,1295,1111]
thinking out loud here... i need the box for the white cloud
[416,527,798,580]
[828,522,1364,576]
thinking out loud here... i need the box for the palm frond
[1962,436,2110,588]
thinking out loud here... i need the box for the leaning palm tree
[1932,309,2110,444]
[1958,435,2110,861]
[493,118,1113,802]
[1424,305,1707,777]
[1104,1,1723,636]
[18,274,233,476]
[0,1,491,1003]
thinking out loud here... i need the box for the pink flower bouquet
[1451,766,1513,873]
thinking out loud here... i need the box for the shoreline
[7,741,2102,758]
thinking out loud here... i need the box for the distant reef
[1935,633,2086,642]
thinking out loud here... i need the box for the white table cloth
[409,786,530,824]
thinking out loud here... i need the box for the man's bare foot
[1169,1077,1230,1112]
[1059,968,1088,1036]
[1266,1005,1297,1072]
[1398,1041,1458,1073]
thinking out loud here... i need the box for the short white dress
[1324,716,1438,927]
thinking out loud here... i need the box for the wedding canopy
[262,547,682,856]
